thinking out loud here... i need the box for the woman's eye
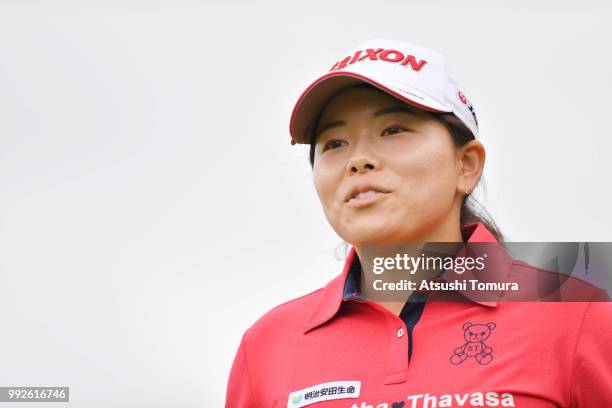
[382,126,407,136]
[323,139,347,151]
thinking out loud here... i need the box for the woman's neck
[353,223,465,315]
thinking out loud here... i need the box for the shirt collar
[303,222,512,334]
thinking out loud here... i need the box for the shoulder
[508,259,609,301]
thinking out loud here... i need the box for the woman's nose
[346,156,381,175]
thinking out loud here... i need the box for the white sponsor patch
[287,381,361,407]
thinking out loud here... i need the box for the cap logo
[458,90,479,128]
[458,91,468,104]
[329,48,428,72]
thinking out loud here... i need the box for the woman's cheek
[314,173,340,220]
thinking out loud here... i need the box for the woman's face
[312,86,471,246]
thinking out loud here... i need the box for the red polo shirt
[226,223,612,407]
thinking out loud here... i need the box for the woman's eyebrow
[373,105,420,117]
[316,120,345,137]
[316,105,419,137]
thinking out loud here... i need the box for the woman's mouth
[346,190,392,208]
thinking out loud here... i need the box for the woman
[226,38,612,408]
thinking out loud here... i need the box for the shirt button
[397,328,404,338]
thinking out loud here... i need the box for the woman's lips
[346,190,392,208]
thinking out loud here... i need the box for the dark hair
[308,82,505,243]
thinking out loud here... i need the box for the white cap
[289,38,479,145]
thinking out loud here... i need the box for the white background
[0,1,610,406]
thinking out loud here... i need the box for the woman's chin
[340,224,398,246]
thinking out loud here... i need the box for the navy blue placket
[342,254,363,301]
[398,290,428,361]
[342,253,429,362]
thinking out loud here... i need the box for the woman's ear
[457,140,485,194]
